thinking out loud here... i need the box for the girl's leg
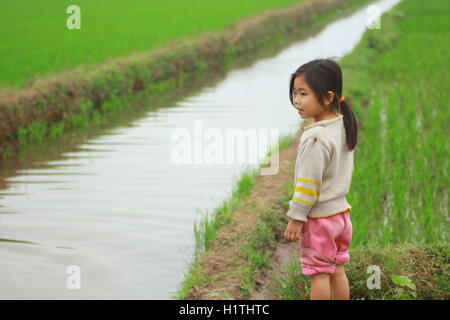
[310,273,331,300]
[330,264,350,300]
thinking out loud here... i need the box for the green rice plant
[48,121,65,140]
[272,257,309,300]
[341,0,449,246]
[0,0,306,88]
[17,121,47,146]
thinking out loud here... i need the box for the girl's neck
[314,111,339,122]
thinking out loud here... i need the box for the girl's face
[292,75,336,122]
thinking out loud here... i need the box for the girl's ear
[323,91,335,106]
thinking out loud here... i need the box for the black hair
[289,58,358,151]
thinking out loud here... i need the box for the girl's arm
[286,136,331,222]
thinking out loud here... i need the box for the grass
[339,0,449,247]
[0,0,305,88]
[271,243,449,300]
[193,167,258,256]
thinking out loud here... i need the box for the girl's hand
[284,219,304,242]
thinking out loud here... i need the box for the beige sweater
[286,114,354,222]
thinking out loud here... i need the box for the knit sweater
[286,114,354,222]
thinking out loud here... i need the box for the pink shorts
[299,209,352,276]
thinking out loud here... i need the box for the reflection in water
[0,0,400,299]
[0,238,39,245]
[0,238,75,250]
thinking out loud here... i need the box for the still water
[0,0,400,299]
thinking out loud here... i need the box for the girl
[283,58,358,300]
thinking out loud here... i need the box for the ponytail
[339,97,358,151]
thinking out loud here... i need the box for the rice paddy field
[340,0,449,247]
[0,0,304,88]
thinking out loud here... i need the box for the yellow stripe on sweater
[293,197,314,206]
[297,177,322,187]
[296,186,319,198]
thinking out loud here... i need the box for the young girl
[283,58,358,300]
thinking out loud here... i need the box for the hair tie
[339,96,345,102]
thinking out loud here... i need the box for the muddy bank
[0,0,372,160]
